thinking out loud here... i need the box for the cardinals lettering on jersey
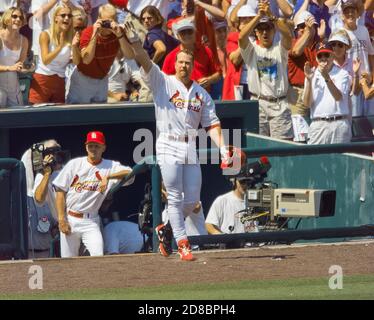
[169,91,203,112]
[70,171,103,193]
[188,92,203,112]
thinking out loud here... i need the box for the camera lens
[102,20,111,28]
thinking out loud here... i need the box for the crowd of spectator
[1,0,374,144]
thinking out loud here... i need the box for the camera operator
[66,3,135,104]
[20,139,66,259]
[205,177,258,237]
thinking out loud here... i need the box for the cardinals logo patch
[169,90,184,109]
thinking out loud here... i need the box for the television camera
[31,143,70,173]
[232,156,336,229]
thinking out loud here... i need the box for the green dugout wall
[245,133,374,230]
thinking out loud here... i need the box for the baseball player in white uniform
[124,22,230,261]
[53,131,134,258]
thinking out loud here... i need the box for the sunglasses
[11,14,24,20]
[317,52,331,59]
[58,14,73,19]
[330,41,345,48]
[179,29,194,36]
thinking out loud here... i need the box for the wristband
[220,146,228,156]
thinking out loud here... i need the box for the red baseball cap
[316,42,333,55]
[85,131,106,145]
[108,0,128,9]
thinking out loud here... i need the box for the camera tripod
[234,180,292,245]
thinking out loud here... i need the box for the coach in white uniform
[304,42,352,144]
[124,23,229,261]
[53,131,134,258]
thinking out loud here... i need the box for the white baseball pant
[156,134,202,243]
[60,215,104,257]
[162,206,208,236]
[158,159,202,244]
[185,207,208,236]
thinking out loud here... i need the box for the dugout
[0,101,258,222]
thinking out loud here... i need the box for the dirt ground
[0,241,373,295]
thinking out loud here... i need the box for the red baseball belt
[68,210,86,219]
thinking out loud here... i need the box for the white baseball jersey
[140,63,220,138]
[141,63,220,244]
[53,157,134,215]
